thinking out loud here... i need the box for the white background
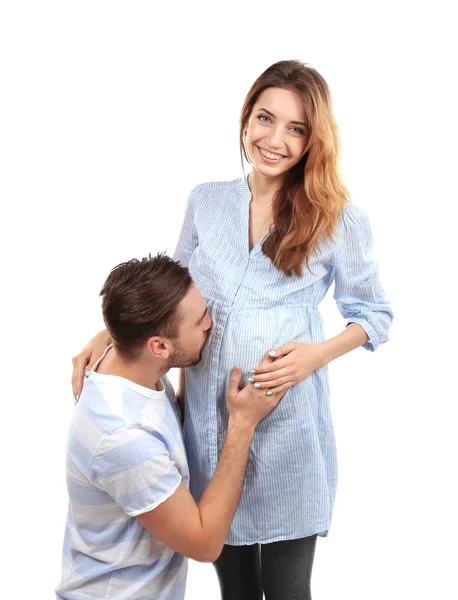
[1,1,457,598]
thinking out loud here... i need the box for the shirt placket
[207,304,227,474]
[207,252,255,477]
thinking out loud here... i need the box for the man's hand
[226,367,281,430]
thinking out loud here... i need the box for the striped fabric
[173,176,393,545]
[56,347,189,600]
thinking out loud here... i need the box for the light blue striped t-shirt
[56,347,189,600]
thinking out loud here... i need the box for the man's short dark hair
[100,253,192,360]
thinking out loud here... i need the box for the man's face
[167,284,212,368]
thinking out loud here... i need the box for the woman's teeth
[260,148,284,160]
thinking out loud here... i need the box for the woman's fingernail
[85,370,91,378]
[249,369,256,374]
[247,377,254,383]
[254,383,261,388]
[266,391,273,396]
[269,351,277,357]
[75,395,79,402]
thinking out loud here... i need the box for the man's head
[100,253,211,367]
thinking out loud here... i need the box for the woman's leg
[261,535,318,600]
[213,543,263,600]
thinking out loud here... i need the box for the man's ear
[145,336,171,360]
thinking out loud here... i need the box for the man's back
[56,364,189,600]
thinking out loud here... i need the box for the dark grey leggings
[213,535,317,600]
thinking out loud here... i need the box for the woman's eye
[291,127,305,135]
[258,115,270,123]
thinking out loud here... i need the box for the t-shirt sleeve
[92,425,182,517]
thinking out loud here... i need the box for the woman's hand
[71,329,112,400]
[248,342,327,395]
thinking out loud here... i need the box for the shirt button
[217,328,223,335]
[211,385,215,391]
[212,357,216,363]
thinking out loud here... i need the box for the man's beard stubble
[166,339,204,369]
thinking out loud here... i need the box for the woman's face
[244,87,308,180]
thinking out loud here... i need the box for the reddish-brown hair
[100,253,192,360]
[240,60,350,276]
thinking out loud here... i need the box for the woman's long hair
[240,60,350,276]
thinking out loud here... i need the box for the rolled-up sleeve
[172,185,201,268]
[332,204,393,352]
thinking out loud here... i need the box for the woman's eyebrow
[256,107,306,127]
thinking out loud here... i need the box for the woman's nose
[266,125,283,148]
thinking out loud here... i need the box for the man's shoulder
[68,377,148,466]
[68,386,130,476]
[76,375,178,446]
[77,377,136,431]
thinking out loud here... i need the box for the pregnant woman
[72,60,393,600]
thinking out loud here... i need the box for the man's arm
[137,367,279,562]
[137,420,254,562]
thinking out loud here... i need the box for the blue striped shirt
[173,176,393,545]
[56,347,189,600]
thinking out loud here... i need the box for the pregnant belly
[217,306,320,377]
